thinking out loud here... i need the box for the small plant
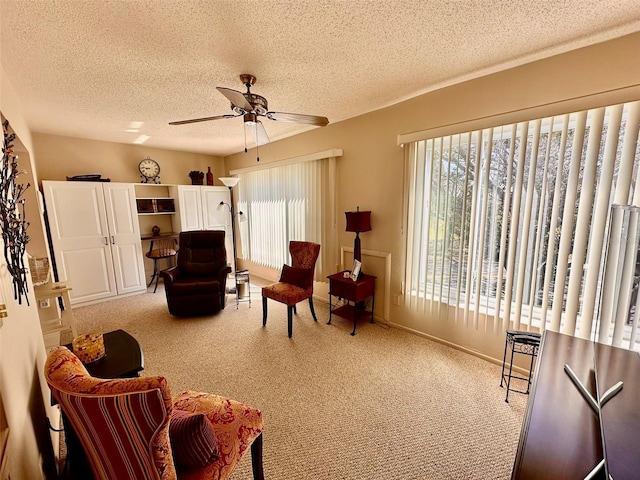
[188,170,204,185]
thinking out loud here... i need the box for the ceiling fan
[169,74,329,151]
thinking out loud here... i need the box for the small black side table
[66,329,145,379]
[61,329,144,479]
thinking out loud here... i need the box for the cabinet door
[201,187,234,267]
[42,181,117,304]
[102,183,146,295]
[175,186,203,231]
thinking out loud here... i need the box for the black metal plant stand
[500,329,542,402]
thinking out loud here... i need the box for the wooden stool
[146,237,177,293]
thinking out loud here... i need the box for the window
[234,153,338,278]
[404,101,640,351]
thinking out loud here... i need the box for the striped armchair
[45,346,264,480]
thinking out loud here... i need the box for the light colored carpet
[67,282,527,480]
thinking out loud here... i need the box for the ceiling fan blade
[169,114,239,125]
[246,120,270,146]
[216,87,253,111]
[266,111,329,127]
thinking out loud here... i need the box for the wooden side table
[327,271,376,335]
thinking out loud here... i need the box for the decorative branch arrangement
[1,118,31,304]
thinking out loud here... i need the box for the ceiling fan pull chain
[244,124,248,153]
[256,141,260,162]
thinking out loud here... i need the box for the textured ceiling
[1,0,640,156]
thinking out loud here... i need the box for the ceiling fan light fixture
[245,93,268,114]
[169,73,329,153]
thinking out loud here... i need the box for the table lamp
[345,207,372,265]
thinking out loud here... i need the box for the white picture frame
[350,259,362,281]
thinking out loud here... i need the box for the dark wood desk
[327,271,376,335]
[594,341,640,480]
[512,331,640,480]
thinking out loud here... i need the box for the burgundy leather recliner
[160,230,231,316]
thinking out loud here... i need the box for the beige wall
[33,133,224,186]
[32,134,225,282]
[1,64,58,479]
[225,32,640,362]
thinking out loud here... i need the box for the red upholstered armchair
[262,241,321,337]
[45,346,264,480]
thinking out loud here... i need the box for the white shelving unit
[134,184,177,237]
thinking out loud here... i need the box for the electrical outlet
[40,299,50,308]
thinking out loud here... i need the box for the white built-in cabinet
[170,185,234,266]
[43,181,147,305]
[171,185,204,231]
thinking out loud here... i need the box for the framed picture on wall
[350,259,362,281]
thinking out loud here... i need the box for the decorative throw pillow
[280,264,313,289]
[169,409,218,468]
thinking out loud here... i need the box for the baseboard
[72,288,146,308]
[386,321,529,375]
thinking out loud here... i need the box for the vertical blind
[404,100,640,350]
[235,157,336,278]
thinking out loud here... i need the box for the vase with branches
[1,118,31,304]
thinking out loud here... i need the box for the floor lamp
[218,177,246,306]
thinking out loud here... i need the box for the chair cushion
[169,410,218,468]
[169,278,220,296]
[279,264,313,289]
[178,231,227,277]
[262,282,309,306]
[172,391,263,480]
[180,259,226,277]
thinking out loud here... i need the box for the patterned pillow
[280,264,313,289]
[169,409,218,468]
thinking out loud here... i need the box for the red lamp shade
[345,210,371,266]
[345,210,372,233]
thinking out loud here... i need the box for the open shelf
[136,198,175,214]
[331,303,372,321]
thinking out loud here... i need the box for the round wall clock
[138,156,161,184]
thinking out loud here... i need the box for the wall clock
[139,156,161,184]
